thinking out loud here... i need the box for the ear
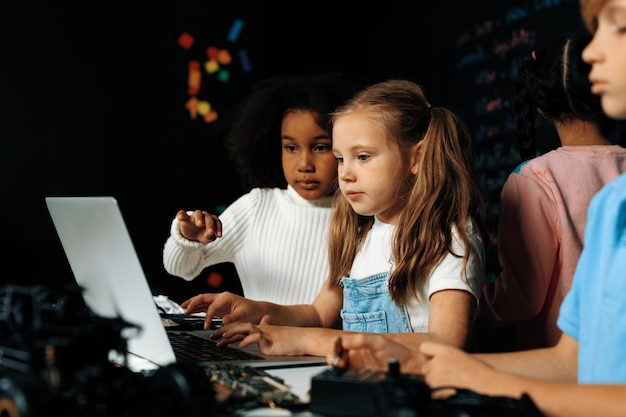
[409,141,423,175]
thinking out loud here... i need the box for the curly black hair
[216,72,360,192]
[514,32,615,161]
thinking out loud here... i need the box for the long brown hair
[327,79,488,305]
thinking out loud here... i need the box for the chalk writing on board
[449,0,581,220]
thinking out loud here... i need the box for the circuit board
[204,363,308,415]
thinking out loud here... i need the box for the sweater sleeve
[162,190,257,281]
[478,172,560,325]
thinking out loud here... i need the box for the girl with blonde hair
[185,79,488,356]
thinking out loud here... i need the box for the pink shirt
[478,145,626,350]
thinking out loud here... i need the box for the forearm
[470,372,626,417]
[262,303,328,327]
[301,327,346,356]
[163,235,205,280]
[385,332,432,350]
[375,332,430,373]
[532,384,626,417]
[475,345,576,382]
[384,332,468,353]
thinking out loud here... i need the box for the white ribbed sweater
[163,186,333,305]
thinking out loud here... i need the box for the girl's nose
[338,165,354,182]
[582,34,602,65]
[298,151,315,172]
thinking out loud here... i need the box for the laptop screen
[45,196,178,367]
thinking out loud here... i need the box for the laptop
[45,196,326,370]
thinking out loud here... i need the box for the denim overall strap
[340,272,412,333]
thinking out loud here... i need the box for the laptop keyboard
[167,331,264,362]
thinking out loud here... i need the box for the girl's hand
[212,315,308,356]
[419,341,492,398]
[331,333,424,374]
[176,209,222,243]
[181,292,267,329]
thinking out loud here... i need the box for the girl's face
[332,113,409,225]
[582,0,626,120]
[281,109,338,200]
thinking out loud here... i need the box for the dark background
[1,1,588,350]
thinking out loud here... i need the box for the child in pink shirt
[477,32,626,350]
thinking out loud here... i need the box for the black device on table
[309,359,545,417]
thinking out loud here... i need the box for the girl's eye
[314,144,331,152]
[284,145,297,152]
[335,156,344,164]
[357,154,370,161]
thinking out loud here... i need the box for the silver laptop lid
[45,196,177,367]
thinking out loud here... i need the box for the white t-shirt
[350,217,484,332]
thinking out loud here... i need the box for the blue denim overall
[340,271,412,333]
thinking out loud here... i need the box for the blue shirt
[557,173,626,383]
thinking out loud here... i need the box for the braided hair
[514,32,614,160]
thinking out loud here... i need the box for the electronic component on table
[310,359,430,417]
[310,359,545,417]
[203,363,308,415]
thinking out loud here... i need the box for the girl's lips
[589,77,607,94]
[298,181,320,190]
[345,191,362,201]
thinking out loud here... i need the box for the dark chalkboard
[449,1,585,217]
[387,0,586,282]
